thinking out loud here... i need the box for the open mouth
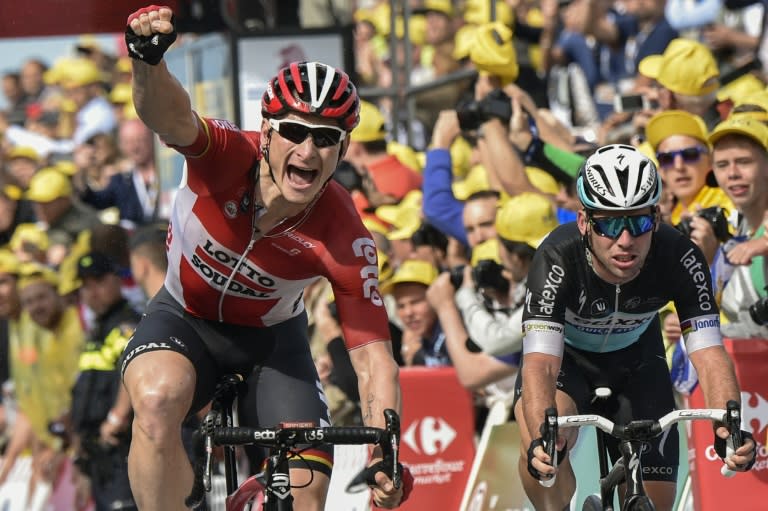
[727,184,748,197]
[613,254,636,268]
[286,164,318,190]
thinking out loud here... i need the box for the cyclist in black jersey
[513,144,756,511]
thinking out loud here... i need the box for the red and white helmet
[261,61,360,131]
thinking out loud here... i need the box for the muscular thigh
[121,287,277,415]
[239,312,333,476]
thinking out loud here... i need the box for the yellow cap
[10,223,50,252]
[464,0,513,26]
[6,146,41,162]
[709,116,768,150]
[469,22,518,84]
[716,73,765,103]
[453,165,557,200]
[414,0,454,16]
[379,259,439,294]
[525,166,560,195]
[43,57,77,85]
[639,39,719,96]
[377,250,394,284]
[57,252,82,295]
[387,141,422,172]
[60,58,106,88]
[732,89,768,111]
[0,249,20,275]
[351,100,386,143]
[109,82,133,104]
[1,185,22,201]
[453,25,478,60]
[495,192,557,248]
[54,160,78,176]
[17,262,59,290]
[115,56,132,74]
[471,238,501,266]
[388,207,423,241]
[25,168,73,203]
[76,34,102,52]
[363,216,391,236]
[452,164,490,200]
[645,110,710,151]
[450,136,473,179]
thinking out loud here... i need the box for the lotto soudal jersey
[522,223,722,355]
[163,116,389,349]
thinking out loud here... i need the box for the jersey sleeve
[521,238,569,357]
[320,191,391,349]
[168,114,260,194]
[665,231,723,353]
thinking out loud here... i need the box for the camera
[675,206,731,243]
[613,94,651,113]
[456,89,513,133]
[749,296,768,326]
[449,260,510,294]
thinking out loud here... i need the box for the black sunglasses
[589,213,655,239]
[268,119,346,148]
[655,146,707,168]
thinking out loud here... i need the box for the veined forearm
[691,345,741,408]
[351,343,402,429]
[132,60,197,146]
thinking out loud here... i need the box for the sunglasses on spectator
[589,213,655,239]
[268,119,346,148]
[655,146,707,168]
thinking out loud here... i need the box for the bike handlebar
[185,409,402,508]
[537,400,744,487]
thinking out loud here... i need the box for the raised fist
[125,5,177,65]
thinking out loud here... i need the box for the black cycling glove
[526,437,568,480]
[125,5,177,65]
[714,430,756,471]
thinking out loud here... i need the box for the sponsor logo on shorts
[121,341,172,374]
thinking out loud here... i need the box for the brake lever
[539,407,558,488]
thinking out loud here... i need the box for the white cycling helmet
[576,144,662,211]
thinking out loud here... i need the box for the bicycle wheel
[582,495,604,511]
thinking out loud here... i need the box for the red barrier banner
[687,338,768,511]
[376,367,476,511]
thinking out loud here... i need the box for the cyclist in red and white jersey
[121,5,410,510]
[515,145,755,511]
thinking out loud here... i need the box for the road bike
[537,389,746,511]
[185,374,402,511]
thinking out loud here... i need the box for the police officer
[70,251,140,511]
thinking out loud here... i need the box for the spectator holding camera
[645,109,735,265]
[709,117,768,337]
[455,193,560,358]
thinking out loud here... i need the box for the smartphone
[613,94,650,113]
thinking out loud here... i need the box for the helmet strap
[263,128,278,185]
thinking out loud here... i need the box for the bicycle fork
[263,453,294,511]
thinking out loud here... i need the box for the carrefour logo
[403,416,456,455]
[742,391,768,436]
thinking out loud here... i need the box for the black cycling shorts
[514,315,679,482]
[121,286,334,476]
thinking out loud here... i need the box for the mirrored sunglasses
[268,119,346,148]
[655,146,707,168]
[589,214,655,239]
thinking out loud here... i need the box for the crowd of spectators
[1,0,768,508]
